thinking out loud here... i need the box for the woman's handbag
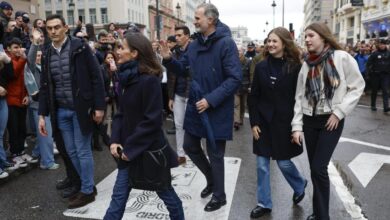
[128,140,173,191]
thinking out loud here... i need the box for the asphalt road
[0,94,389,220]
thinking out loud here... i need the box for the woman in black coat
[103,33,184,220]
[247,27,307,219]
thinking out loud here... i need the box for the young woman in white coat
[291,23,365,220]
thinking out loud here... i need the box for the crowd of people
[0,1,380,220]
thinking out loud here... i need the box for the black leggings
[303,115,344,220]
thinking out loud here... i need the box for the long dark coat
[164,20,242,140]
[248,57,303,160]
[110,71,178,170]
[38,36,106,136]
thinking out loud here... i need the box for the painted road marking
[64,157,241,220]
[329,162,367,220]
[348,153,390,188]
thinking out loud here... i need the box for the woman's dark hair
[266,27,301,64]
[33,19,44,28]
[104,51,117,64]
[305,22,342,50]
[86,23,97,42]
[124,33,162,76]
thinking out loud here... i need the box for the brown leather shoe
[68,192,95,209]
[178,157,186,165]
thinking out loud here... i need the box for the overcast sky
[210,0,305,41]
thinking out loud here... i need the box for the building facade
[9,0,40,22]
[172,0,204,34]
[230,26,251,48]
[148,0,183,41]
[361,0,390,40]
[332,0,364,46]
[38,0,149,31]
[303,0,334,28]
[301,0,334,45]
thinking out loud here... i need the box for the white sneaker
[21,153,39,164]
[53,146,59,155]
[0,169,9,179]
[40,163,60,170]
[2,161,19,171]
[12,156,28,168]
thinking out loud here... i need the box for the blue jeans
[104,167,185,220]
[31,109,56,168]
[57,108,94,194]
[256,156,306,209]
[0,98,8,166]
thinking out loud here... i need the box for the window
[101,8,108,24]
[67,10,74,25]
[56,10,63,16]
[46,10,52,18]
[89,9,97,24]
[78,9,85,23]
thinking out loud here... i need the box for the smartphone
[116,146,123,157]
[78,16,83,23]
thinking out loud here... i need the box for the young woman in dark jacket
[248,27,307,219]
[104,33,184,220]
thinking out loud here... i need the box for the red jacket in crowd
[6,53,27,107]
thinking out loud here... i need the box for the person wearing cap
[0,1,12,44]
[0,1,12,28]
[366,38,390,112]
[247,41,265,84]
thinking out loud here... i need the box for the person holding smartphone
[291,23,365,220]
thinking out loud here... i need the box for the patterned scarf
[304,46,340,106]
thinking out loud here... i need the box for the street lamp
[176,2,181,25]
[271,0,276,28]
[68,0,75,27]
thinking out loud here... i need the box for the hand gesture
[168,99,174,112]
[93,110,104,124]
[0,86,7,96]
[291,131,303,146]
[22,96,29,106]
[32,28,42,45]
[252,126,261,140]
[196,98,209,113]
[38,116,48,136]
[159,40,172,59]
[110,143,122,158]
[325,114,340,131]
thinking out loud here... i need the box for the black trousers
[7,106,27,155]
[370,73,390,109]
[53,132,81,188]
[303,115,344,220]
[183,132,226,201]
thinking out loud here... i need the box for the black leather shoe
[62,186,80,198]
[250,206,271,218]
[56,178,72,190]
[200,185,213,198]
[293,179,308,204]
[204,197,226,212]
[306,214,316,220]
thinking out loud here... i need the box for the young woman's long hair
[265,27,301,64]
[124,33,163,77]
[305,22,343,50]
